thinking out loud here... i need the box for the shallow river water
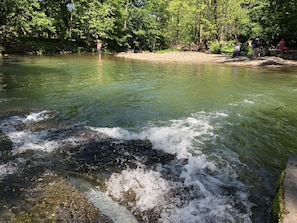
[1,54,297,222]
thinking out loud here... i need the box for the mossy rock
[271,170,288,223]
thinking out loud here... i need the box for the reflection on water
[1,54,297,222]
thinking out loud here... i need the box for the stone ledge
[283,156,297,223]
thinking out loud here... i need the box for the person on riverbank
[1,50,8,59]
[252,38,260,59]
[232,41,241,58]
[278,39,289,52]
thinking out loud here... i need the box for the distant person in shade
[252,38,260,59]
[278,39,289,52]
[1,50,8,59]
[232,41,241,58]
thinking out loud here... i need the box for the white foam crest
[0,111,55,134]
[61,136,90,148]
[90,127,134,139]
[24,110,54,123]
[5,128,59,154]
[91,114,215,160]
[138,119,209,159]
[0,111,59,154]
[93,112,253,222]
[15,140,59,154]
[0,163,18,180]
[243,99,255,104]
[106,168,171,213]
[160,154,253,223]
[7,129,49,145]
[230,99,255,106]
[161,199,251,223]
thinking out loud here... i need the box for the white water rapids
[0,110,254,222]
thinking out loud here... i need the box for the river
[1,54,297,222]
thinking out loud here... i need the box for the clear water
[1,54,297,222]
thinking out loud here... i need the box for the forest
[1,0,297,54]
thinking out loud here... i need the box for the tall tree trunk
[69,0,73,38]
[124,0,129,30]
[213,0,219,41]
[176,7,180,44]
[199,24,203,44]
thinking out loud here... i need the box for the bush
[209,42,221,54]
[209,40,252,56]
[209,41,234,55]
[240,42,252,56]
[220,41,235,55]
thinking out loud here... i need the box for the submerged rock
[54,138,175,174]
[0,131,13,158]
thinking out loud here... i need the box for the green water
[1,54,297,222]
[2,55,296,126]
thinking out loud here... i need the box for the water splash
[0,110,254,222]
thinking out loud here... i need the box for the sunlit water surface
[1,54,297,222]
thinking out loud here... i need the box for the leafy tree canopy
[1,0,296,52]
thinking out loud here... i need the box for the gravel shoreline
[116,51,297,68]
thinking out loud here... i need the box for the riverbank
[116,51,297,68]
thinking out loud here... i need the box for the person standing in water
[97,40,102,54]
[97,40,102,62]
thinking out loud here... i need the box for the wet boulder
[0,131,13,152]
[54,138,175,174]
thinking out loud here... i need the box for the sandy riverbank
[116,51,297,68]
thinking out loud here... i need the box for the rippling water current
[1,54,297,222]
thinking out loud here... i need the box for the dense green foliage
[0,0,296,53]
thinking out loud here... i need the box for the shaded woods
[1,0,297,53]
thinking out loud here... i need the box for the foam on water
[25,110,54,123]
[0,163,18,180]
[0,110,254,222]
[98,112,253,222]
[0,111,101,155]
[91,111,221,159]
[106,168,171,213]
[0,111,58,154]
[229,99,256,106]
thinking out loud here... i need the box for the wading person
[97,40,102,54]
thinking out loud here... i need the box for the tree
[262,0,297,43]
[39,0,71,39]
[0,0,54,44]
[69,0,116,48]
[1,0,296,52]
[120,0,169,51]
